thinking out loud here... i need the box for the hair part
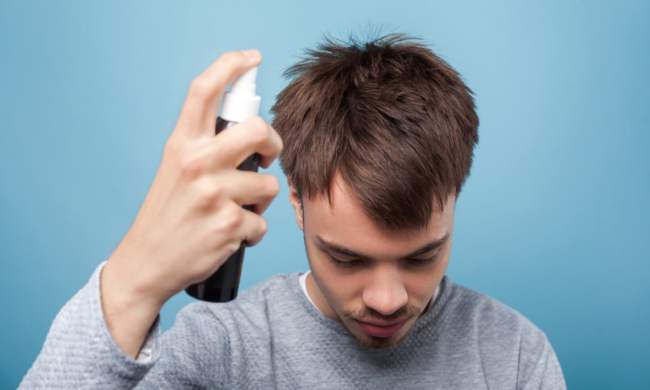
[271,32,479,231]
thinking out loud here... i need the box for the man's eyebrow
[314,232,449,260]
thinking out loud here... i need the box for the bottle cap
[220,67,261,123]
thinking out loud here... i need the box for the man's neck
[305,271,338,320]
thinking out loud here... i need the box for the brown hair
[270,33,479,231]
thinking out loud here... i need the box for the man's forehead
[301,174,454,257]
[303,172,454,227]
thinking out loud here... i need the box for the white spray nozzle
[220,66,261,123]
[231,67,257,95]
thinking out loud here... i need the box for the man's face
[288,172,456,349]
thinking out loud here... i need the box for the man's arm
[517,331,567,390]
[19,262,161,388]
[19,262,230,389]
[19,48,282,387]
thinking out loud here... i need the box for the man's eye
[406,256,438,267]
[329,256,363,267]
[329,255,439,268]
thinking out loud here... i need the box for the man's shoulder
[436,280,564,387]
[446,280,548,344]
[179,272,302,331]
[237,272,301,303]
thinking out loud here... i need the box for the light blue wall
[1,1,648,388]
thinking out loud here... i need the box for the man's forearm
[19,262,160,389]
[100,254,164,358]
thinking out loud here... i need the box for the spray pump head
[220,67,261,123]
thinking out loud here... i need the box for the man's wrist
[100,257,165,358]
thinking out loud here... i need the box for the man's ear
[287,179,304,231]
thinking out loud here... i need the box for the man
[21,34,566,389]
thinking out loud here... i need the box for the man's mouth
[355,318,408,338]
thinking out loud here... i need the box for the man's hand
[100,49,283,358]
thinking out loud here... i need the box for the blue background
[1,0,648,388]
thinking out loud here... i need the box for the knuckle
[189,77,211,99]
[216,238,241,257]
[248,116,269,143]
[247,217,267,246]
[209,234,227,253]
[180,156,203,180]
[258,217,268,235]
[221,205,243,231]
[266,176,280,197]
[225,241,240,255]
[218,51,244,67]
[164,137,182,160]
[210,181,224,199]
[196,180,223,206]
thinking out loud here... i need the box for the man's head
[270,33,478,348]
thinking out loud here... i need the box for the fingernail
[242,49,260,63]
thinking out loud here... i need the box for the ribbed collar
[287,271,454,353]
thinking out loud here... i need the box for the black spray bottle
[185,66,261,302]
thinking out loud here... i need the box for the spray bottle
[185,66,261,302]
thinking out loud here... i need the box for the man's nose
[362,272,408,317]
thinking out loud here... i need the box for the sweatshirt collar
[290,271,453,346]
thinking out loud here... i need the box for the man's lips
[356,318,408,338]
[361,318,407,327]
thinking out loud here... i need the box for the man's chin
[354,331,406,349]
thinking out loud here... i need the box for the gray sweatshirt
[20,263,566,389]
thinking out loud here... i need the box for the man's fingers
[197,171,280,212]
[239,207,268,247]
[176,49,262,137]
[216,203,268,248]
[194,116,283,171]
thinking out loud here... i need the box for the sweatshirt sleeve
[18,262,230,389]
[517,330,567,390]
